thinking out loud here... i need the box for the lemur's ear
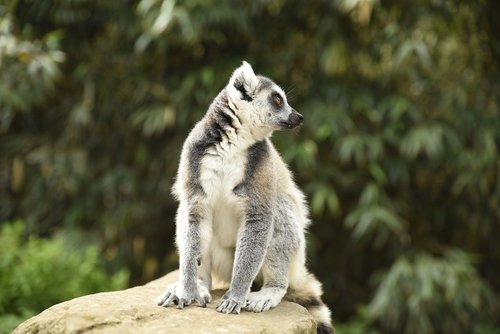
[228,61,259,102]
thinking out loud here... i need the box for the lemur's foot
[244,289,283,313]
[156,281,211,309]
[197,280,212,304]
[217,291,245,314]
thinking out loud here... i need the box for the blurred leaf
[368,251,494,333]
[130,105,176,136]
[400,124,445,159]
[345,205,409,247]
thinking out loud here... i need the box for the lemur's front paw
[244,290,282,313]
[156,282,209,309]
[197,281,212,304]
[216,291,245,314]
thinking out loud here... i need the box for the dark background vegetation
[1,0,499,333]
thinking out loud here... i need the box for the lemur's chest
[199,143,248,200]
[199,144,248,247]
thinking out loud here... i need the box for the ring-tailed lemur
[156,62,334,334]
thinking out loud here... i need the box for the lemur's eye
[273,94,283,107]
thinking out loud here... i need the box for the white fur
[228,61,259,98]
[156,279,211,306]
[226,63,274,141]
[198,125,258,283]
[309,305,332,326]
[245,287,287,313]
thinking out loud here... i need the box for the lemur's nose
[292,108,303,121]
[288,111,304,128]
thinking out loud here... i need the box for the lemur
[156,62,334,334]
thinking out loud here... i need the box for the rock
[13,271,317,333]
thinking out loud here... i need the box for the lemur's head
[226,62,303,137]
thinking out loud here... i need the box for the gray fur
[156,62,334,332]
[233,140,269,196]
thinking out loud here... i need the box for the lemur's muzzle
[287,110,304,128]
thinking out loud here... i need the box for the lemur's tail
[285,271,335,334]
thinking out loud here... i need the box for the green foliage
[0,14,64,127]
[1,0,499,333]
[0,221,128,333]
[368,250,493,333]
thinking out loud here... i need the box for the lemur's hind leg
[193,253,212,304]
[245,198,300,313]
[196,222,213,303]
